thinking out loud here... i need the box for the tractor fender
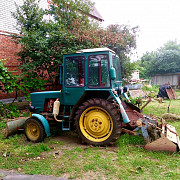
[32,114,51,137]
[70,90,110,120]
[109,91,130,124]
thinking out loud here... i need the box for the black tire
[24,118,45,143]
[75,98,122,146]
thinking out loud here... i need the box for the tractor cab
[61,48,122,105]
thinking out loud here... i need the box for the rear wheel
[75,98,121,146]
[24,118,45,142]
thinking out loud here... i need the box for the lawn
[0,93,179,179]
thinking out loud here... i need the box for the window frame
[88,53,111,89]
[64,55,86,88]
[112,55,122,83]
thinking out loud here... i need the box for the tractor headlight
[29,102,36,112]
[123,86,129,93]
[114,86,123,96]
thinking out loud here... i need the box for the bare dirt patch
[162,113,180,121]
[47,131,118,152]
[77,170,108,180]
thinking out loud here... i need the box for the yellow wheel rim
[79,107,113,142]
[26,121,40,141]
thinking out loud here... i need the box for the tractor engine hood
[30,91,61,113]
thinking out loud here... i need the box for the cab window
[112,55,122,82]
[65,56,85,87]
[88,54,110,88]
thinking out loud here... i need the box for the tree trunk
[5,118,28,138]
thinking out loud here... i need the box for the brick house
[0,0,103,99]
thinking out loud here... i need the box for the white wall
[151,73,180,86]
[0,0,48,34]
[131,70,139,81]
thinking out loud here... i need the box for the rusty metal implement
[144,121,179,152]
[122,101,180,152]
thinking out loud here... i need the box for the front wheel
[24,118,45,142]
[75,98,122,146]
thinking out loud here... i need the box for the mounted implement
[6,48,179,152]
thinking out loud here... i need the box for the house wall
[0,0,21,34]
[0,0,48,99]
[0,31,21,74]
[0,31,21,99]
[151,73,180,88]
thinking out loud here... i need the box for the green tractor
[22,48,179,151]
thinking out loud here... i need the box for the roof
[76,47,115,54]
[89,1,104,22]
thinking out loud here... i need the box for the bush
[0,59,20,93]
[0,60,21,120]
[0,102,20,121]
[142,85,159,93]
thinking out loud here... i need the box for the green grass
[0,91,179,179]
[175,90,180,97]
[0,122,179,179]
[143,98,180,117]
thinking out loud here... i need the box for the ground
[0,93,180,180]
[0,123,180,180]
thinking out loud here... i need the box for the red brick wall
[0,31,59,100]
[0,31,21,99]
[0,31,21,73]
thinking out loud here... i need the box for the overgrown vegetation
[0,103,20,120]
[0,59,20,120]
[128,85,159,106]
[0,59,19,93]
[141,85,159,93]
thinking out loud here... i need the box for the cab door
[62,55,85,105]
[88,53,110,88]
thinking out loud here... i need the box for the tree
[138,41,180,78]
[13,0,138,89]
[137,51,156,79]
[99,24,138,79]
[12,0,48,93]
[13,0,94,87]
[151,41,180,74]
[151,49,180,74]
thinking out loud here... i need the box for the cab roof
[76,47,115,54]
